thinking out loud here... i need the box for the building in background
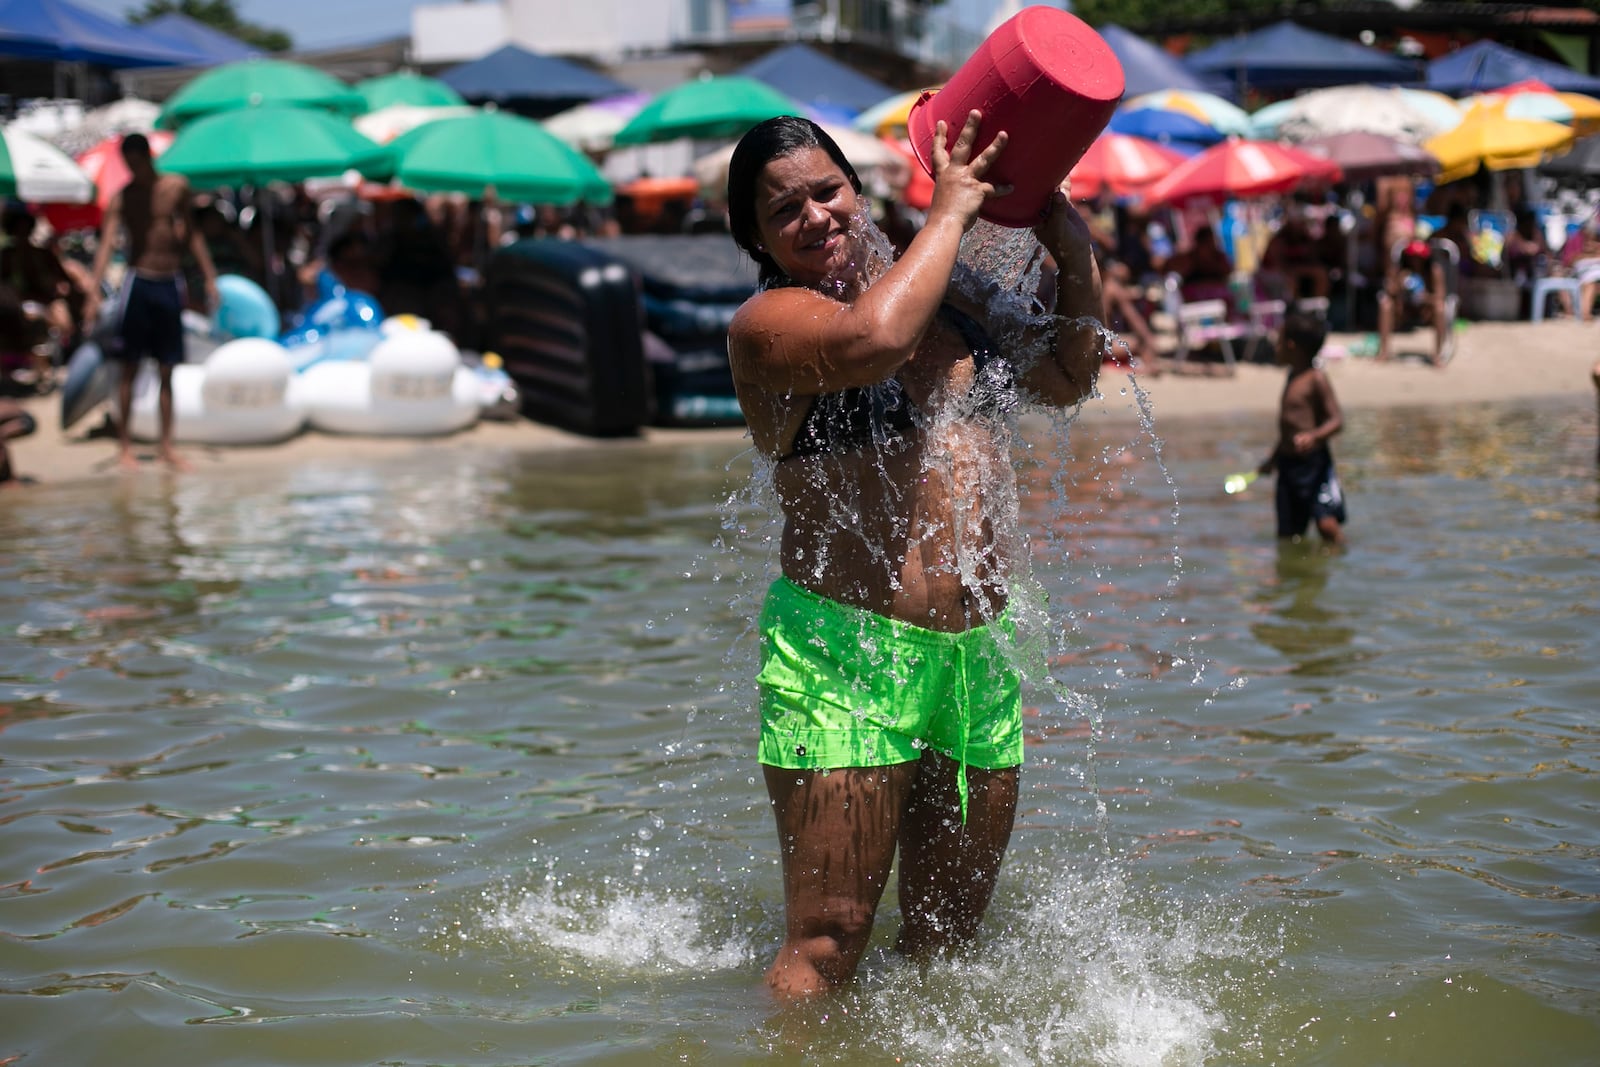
[410,0,992,89]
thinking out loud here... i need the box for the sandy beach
[8,318,1596,487]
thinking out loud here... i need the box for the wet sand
[8,319,1596,488]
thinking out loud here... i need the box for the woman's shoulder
[729,285,842,342]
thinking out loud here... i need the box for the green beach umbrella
[612,74,800,145]
[355,71,467,112]
[372,110,612,204]
[159,105,384,188]
[157,59,364,130]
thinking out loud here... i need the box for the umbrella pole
[1233,29,1248,103]
[1343,190,1360,331]
[258,189,278,316]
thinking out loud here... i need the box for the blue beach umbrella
[1109,107,1226,148]
[1123,89,1253,137]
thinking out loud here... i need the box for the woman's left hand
[1033,181,1094,270]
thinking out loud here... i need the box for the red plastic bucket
[908,8,1124,228]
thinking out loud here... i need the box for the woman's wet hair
[727,115,862,286]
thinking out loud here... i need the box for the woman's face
[751,147,860,287]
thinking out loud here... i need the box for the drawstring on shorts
[955,638,971,824]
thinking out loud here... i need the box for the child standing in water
[1257,309,1346,547]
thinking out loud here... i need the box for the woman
[1569,215,1600,321]
[725,111,1105,1000]
[1502,207,1548,286]
[1166,224,1233,288]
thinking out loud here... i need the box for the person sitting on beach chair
[0,201,83,391]
[1377,236,1458,366]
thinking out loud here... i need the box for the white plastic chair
[1161,273,1248,369]
[1530,273,1583,323]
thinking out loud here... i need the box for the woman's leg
[894,751,1019,957]
[763,763,917,1000]
[1592,359,1600,463]
[1375,289,1395,362]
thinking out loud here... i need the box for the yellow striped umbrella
[851,88,938,138]
[1424,101,1573,184]
[1479,79,1600,137]
[1553,93,1600,136]
[1465,89,1600,137]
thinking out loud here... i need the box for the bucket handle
[906,89,943,178]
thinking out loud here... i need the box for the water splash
[722,214,1208,824]
[758,199,896,299]
[478,877,754,976]
[752,861,1285,1066]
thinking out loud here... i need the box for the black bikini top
[780,302,1012,462]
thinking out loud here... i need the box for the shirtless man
[84,134,218,470]
[1257,308,1345,547]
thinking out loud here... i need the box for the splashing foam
[811,863,1274,1067]
[480,880,752,975]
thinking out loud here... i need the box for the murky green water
[2,394,1596,1066]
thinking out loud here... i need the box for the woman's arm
[1018,188,1106,408]
[729,110,1007,397]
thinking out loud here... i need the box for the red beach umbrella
[882,136,934,211]
[1141,138,1336,207]
[1068,133,1187,199]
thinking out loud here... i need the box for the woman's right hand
[927,109,1009,232]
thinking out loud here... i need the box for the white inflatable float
[126,338,306,445]
[289,324,480,436]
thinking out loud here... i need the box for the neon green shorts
[756,577,1024,775]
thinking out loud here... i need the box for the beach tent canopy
[1099,24,1216,99]
[734,43,898,120]
[1426,40,1600,95]
[1185,21,1422,92]
[139,12,261,66]
[0,0,209,67]
[439,45,632,108]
